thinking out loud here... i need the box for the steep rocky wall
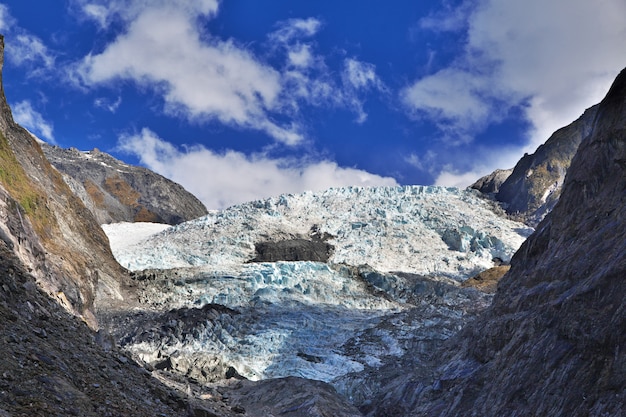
[486,104,598,226]
[382,67,626,417]
[0,36,126,326]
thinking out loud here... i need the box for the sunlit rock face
[42,144,208,225]
[473,104,598,227]
[101,185,531,403]
[0,36,126,326]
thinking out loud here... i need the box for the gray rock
[470,168,513,195]
[41,144,207,225]
[483,104,598,227]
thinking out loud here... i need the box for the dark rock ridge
[0,36,126,325]
[224,377,364,417]
[42,143,207,225]
[0,237,240,417]
[376,67,626,416]
[473,104,598,226]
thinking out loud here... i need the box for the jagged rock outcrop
[473,105,598,227]
[376,67,626,417]
[0,36,126,325]
[42,144,207,225]
[470,168,512,196]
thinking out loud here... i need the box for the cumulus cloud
[13,101,56,143]
[117,128,397,209]
[404,0,626,179]
[75,7,385,146]
[75,2,302,144]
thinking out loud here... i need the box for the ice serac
[0,36,126,326]
[380,67,626,417]
[42,143,208,225]
[110,185,532,280]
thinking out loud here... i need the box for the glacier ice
[102,186,532,391]
[107,186,532,280]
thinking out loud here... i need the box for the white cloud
[76,9,385,145]
[343,59,384,91]
[11,34,55,69]
[269,17,322,44]
[402,67,496,143]
[287,44,313,68]
[404,0,626,177]
[76,1,302,144]
[0,4,11,31]
[94,96,122,112]
[12,101,56,143]
[74,0,219,28]
[117,128,397,209]
[342,59,387,123]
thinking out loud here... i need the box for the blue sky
[1,0,625,209]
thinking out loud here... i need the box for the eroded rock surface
[0,239,243,417]
[0,36,125,325]
[42,144,207,225]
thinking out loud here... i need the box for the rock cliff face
[0,36,126,325]
[378,67,626,417]
[473,105,598,226]
[42,144,207,225]
[469,168,512,196]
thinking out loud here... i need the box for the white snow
[102,222,171,253]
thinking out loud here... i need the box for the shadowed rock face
[376,67,626,417]
[225,377,364,417]
[42,144,207,225]
[473,104,598,227]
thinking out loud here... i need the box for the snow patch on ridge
[102,222,170,252]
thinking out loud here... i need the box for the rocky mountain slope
[42,144,207,225]
[375,67,626,417]
[0,35,251,417]
[0,37,127,326]
[472,104,598,226]
[0,238,245,417]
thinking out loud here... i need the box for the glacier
[102,185,532,400]
[107,186,532,279]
